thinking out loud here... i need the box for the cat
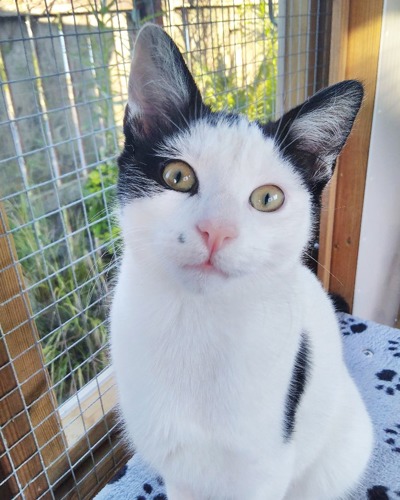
[110,23,373,500]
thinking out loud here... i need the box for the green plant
[83,161,120,256]
[192,0,278,121]
[201,56,277,121]
[6,196,110,404]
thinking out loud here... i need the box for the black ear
[126,23,204,138]
[272,81,363,189]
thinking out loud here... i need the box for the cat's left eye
[162,161,197,192]
[249,185,285,212]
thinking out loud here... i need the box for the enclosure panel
[31,18,80,178]
[0,18,50,188]
[283,0,317,110]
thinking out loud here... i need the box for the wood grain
[0,202,67,498]
[318,0,350,288]
[328,0,384,308]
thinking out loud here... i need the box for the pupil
[264,193,271,205]
[174,171,182,184]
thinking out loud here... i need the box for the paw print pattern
[388,339,400,358]
[384,424,400,454]
[136,477,166,500]
[339,317,368,336]
[367,485,390,500]
[375,369,400,395]
[367,485,400,499]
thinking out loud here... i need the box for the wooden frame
[318,0,384,309]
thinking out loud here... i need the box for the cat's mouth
[183,259,229,278]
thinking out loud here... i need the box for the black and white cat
[111,24,373,500]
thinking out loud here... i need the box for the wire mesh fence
[0,0,332,497]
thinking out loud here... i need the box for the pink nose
[197,220,238,255]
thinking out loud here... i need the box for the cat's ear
[126,23,203,137]
[273,80,363,187]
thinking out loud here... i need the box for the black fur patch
[117,105,205,202]
[262,81,363,210]
[328,292,350,313]
[117,107,239,203]
[283,332,311,441]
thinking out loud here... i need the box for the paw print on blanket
[384,424,400,454]
[136,477,166,500]
[375,370,400,396]
[367,485,400,499]
[387,339,400,359]
[339,316,368,336]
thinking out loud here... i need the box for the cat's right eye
[162,161,197,192]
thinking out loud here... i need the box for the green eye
[250,185,285,212]
[162,161,196,192]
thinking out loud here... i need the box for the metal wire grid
[0,0,331,497]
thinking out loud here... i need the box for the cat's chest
[115,294,298,423]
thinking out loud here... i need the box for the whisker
[303,251,344,287]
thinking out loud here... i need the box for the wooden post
[318,0,350,289]
[318,0,384,308]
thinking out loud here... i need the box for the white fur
[128,26,192,126]
[288,90,361,181]
[110,115,373,499]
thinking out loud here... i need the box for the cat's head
[118,24,363,293]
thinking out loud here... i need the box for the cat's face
[121,118,311,292]
[118,24,363,293]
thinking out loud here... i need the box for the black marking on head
[117,24,213,204]
[117,105,211,203]
[283,332,311,441]
[262,80,363,208]
[178,233,186,244]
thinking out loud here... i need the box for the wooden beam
[318,0,350,288]
[0,202,67,498]
[323,0,384,308]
